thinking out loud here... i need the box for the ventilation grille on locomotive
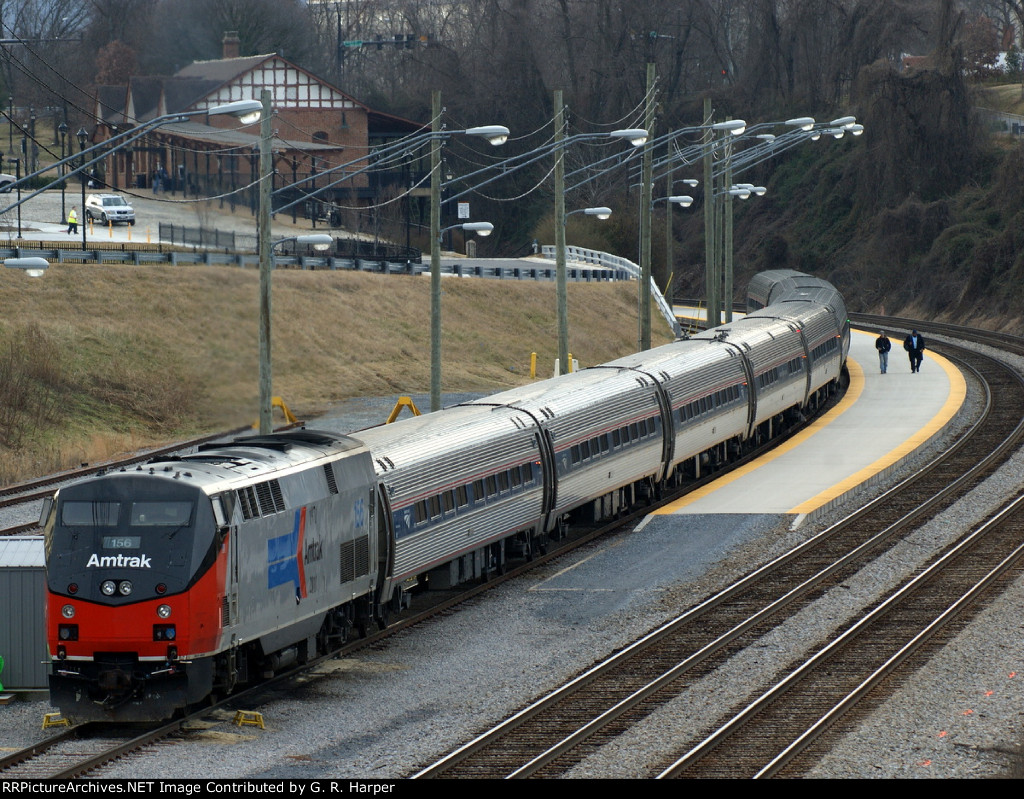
[339,536,370,583]
[237,479,286,520]
[323,463,339,494]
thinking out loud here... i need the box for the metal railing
[158,223,256,252]
[0,244,629,281]
[541,244,681,336]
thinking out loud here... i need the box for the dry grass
[978,83,1024,115]
[0,264,669,483]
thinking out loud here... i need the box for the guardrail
[0,245,630,282]
[541,244,682,337]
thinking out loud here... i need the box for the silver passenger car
[602,339,751,481]
[695,316,807,433]
[471,368,666,526]
[353,404,545,597]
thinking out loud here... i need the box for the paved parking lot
[0,185,312,245]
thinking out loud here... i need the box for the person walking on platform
[903,329,926,373]
[66,206,78,235]
[875,330,891,374]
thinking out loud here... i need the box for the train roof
[67,429,369,495]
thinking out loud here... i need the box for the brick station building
[90,32,423,226]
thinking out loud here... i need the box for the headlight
[157,605,171,619]
[61,604,75,619]
[118,580,133,596]
[101,580,116,596]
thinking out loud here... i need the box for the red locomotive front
[44,473,227,722]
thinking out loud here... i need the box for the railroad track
[0,425,256,536]
[0,369,855,777]
[0,722,183,779]
[413,340,1024,778]
[9,326,1021,779]
[663,491,1024,778]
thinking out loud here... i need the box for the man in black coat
[903,330,925,373]
[875,330,891,374]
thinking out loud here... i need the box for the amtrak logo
[305,539,323,564]
[86,553,152,568]
[267,507,307,598]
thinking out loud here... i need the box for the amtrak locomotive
[43,270,849,722]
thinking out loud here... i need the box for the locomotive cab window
[130,501,194,526]
[61,501,120,527]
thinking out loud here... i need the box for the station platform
[645,327,966,528]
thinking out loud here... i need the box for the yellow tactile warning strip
[652,347,966,516]
[788,348,965,514]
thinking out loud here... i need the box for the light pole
[76,127,88,250]
[716,184,765,322]
[638,62,655,352]
[556,206,612,374]
[244,95,505,415]
[57,121,67,224]
[701,116,859,323]
[0,100,264,221]
[664,179,698,298]
[441,221,493,238]
[10,156,19,237]
[256,231,334,433]
[552,90,647,374]
[257,89,274,434]
[428,89,509,411]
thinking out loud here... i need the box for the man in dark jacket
[875,331,891,374]
[903,330,925,373]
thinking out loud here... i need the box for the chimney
[222,31,240,60]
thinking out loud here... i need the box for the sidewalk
[0,187,314,245]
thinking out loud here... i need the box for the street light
[441,221,494,236]
[57,121,67,224]
[566,206,612,221]
[674,112,861,325]
[429,89,509,411]
[438,221,493,258]
[76,127,88,250]
[718,184,767,321]
[242,92,505,416]
[610,129,649,146]
[9,156,20,237]
[552,88,649,374]
[4,256,48,277]
[0,99,265,219]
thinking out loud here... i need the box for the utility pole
[554,89,568,374]
[430,90,442,411]
[702,96,716,328]
[639,62,655,351]
[258,89,273,434]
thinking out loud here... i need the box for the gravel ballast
[4,342,1024,779]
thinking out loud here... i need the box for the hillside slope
[0,264,669,483]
